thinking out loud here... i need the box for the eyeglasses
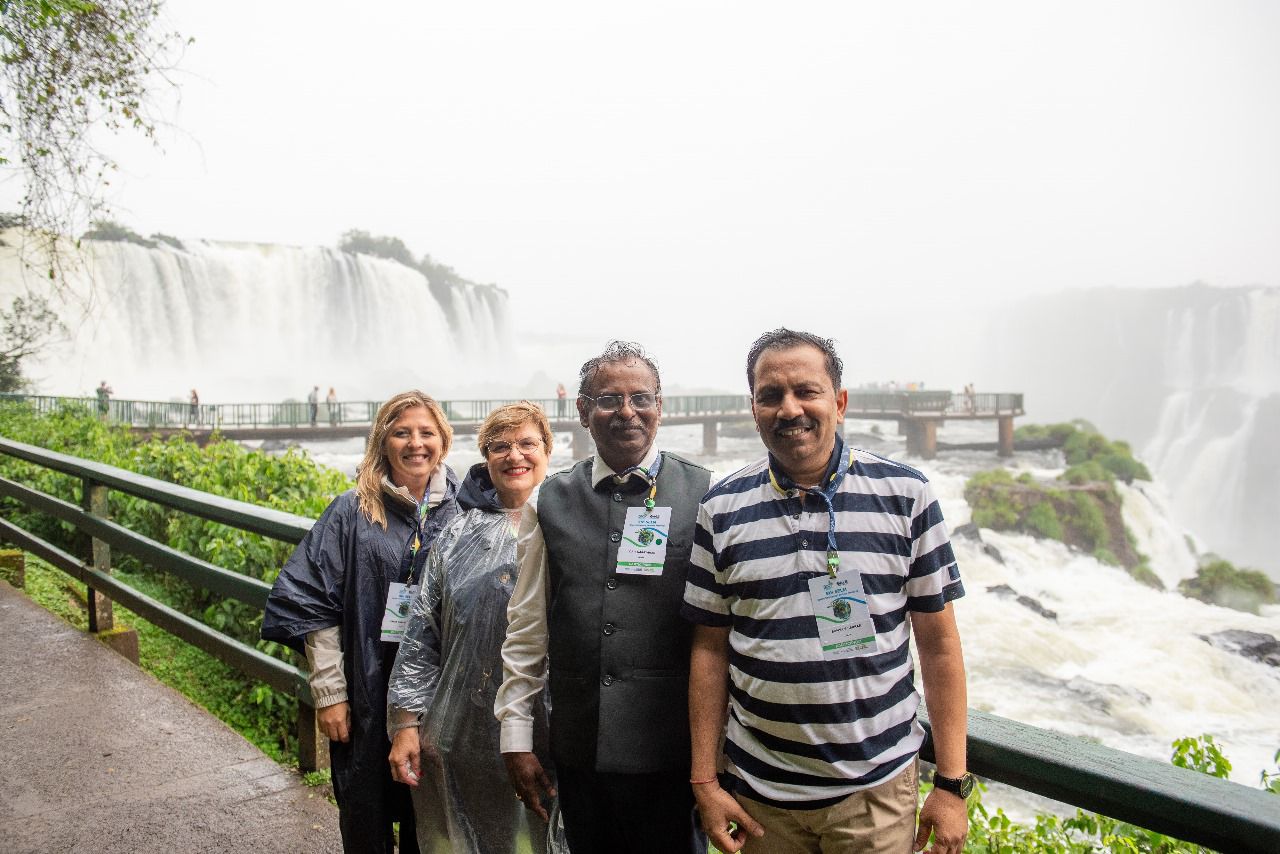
[580,392,658,413]
[485,438,544,457]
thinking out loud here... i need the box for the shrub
[1025,502,1063,540]
[80,219,157,248]
[1128,562,1164,589]
[1179,559,1277,614]
[1070,491,1110,551]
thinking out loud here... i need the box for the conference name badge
[615,506,672,576]
[807,570,877,661]
[380,582,419,642]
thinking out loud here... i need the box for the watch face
[936,772,975,798]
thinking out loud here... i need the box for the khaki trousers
[737,760,918,854]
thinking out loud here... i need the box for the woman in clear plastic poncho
[388,401,563,854]
[263,391,460,854]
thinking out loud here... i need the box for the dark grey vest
[538,451,711,774]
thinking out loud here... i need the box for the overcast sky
[8,0,1279,389]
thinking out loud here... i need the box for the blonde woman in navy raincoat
[264,390,460,854]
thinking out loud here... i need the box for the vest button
[612,492,623,502]
[601,675,614,686]
[603,623,615,636]
[610,531,621,543]
[606,579,618,590]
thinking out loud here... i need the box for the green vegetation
[0,401,351,759]
[1015,422,1151,484]
[80,218,159,248]
[1178,558,1276,615]
[337,228,503,314]
[946,734,1276,852]
[966,423,1160,586]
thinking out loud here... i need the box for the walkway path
[0,580,341,853]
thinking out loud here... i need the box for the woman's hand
[388,727,422,786]
[317,701,351,743]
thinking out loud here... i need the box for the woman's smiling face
[485,421,548,508]
[383,405,444,495]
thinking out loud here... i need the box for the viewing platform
[2,390,1025,460]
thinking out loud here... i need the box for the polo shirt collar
[768,433,848,495]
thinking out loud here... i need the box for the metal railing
[0,390,1026,429]
[0,435,1276,849]
[0,435,328,771]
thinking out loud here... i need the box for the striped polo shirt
[681,437,963,807]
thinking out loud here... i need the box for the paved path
[0,580,341,853]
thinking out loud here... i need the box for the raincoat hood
[458,462,504,513]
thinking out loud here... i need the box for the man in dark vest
[496,340,711,853]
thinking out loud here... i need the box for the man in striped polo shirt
[683,329,970,854]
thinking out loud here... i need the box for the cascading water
[986,284,1280,580]
[0,233,511,402]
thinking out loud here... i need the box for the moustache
[774,416,816,433]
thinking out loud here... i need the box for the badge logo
[832,598,852,622]
[637,529,655,546]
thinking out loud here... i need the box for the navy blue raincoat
[263,470,460,854]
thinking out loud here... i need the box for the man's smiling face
[751,343,847,486]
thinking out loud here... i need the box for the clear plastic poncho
[387,494,566,854]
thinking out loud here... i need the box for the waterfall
[0,234,511,402]
[985,284,1280,580]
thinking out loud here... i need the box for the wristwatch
[932,771,975,798]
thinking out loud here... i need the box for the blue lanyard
[402,491,432,584]
[769,446,856,578]
[619,452,663,509]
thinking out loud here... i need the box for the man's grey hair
[577,340,662,397]
[746,328,843,394]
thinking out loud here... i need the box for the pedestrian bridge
[3,389,1026,459]
[0,434,1276,853]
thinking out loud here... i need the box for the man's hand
[503,752,556,822]
[693,783,764,854]
[317,701,350,743]
[388,727,421,786]
[914,788,968,853]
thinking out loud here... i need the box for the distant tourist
[263,391,461,854]
[308,385,320,426]
[327,386,339,427]
[964,382,976,414]
[189,389,199,424]
[95,381,113,419]
[555,382,567,417]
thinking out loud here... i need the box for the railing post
[297,702,330,773]
[571,422,593,461]
[998,416,1015,458]
[702,420,718,455]
[81,479,114,633]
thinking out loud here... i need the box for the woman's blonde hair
[477,401,554,458]
[356,390,454,529]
